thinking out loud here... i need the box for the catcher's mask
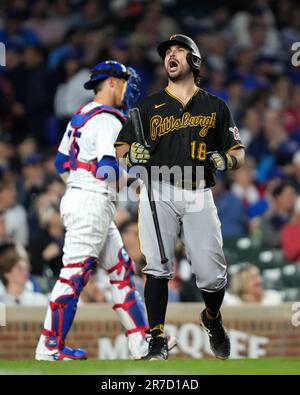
[122,66,141,114]
[157,34,201,81]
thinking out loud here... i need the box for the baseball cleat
[200,309,230,360]
[166,334,177,352]
[131,334,177,360]
[35,346,87,361]
[142,337,168,361]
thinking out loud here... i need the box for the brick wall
[0,303,299,359]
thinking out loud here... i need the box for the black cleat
[142,337,168,361]
[200,309,231,360]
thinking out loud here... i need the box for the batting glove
[126,142,150,167]
[206,151,237,171]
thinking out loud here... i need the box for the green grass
[0,358,299,375]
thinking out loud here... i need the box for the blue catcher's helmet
[84,60,130,90]
[122,66,141,115]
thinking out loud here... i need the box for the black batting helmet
[157,34,201,77]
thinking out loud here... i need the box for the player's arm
[96,155,128,190]
[54,124,71,183]
[114,115,134,161]
[59,172,69,184]
[93,113,129,190]
[115,116,150,167]
[54,151,70,183]
[208,100,245,172]
[115,143,130,165]
[227,146,245,169]
[115,120,149,192]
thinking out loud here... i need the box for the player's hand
[126,142,150,167]
[206,151,237,171]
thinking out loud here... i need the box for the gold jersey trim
[226,143,244,153]
[164,87,199,107]
[114,140,129,146]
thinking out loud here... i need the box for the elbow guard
[96,155,124,182]
[54,152,70,174]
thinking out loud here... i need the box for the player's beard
[167,65,193,83]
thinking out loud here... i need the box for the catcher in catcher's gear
[115,34,245,360]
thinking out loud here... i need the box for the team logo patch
[154,103,166,109]
[46,336,58,349]
[229,126,240,141]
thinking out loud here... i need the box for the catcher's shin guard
[36,257,97,360]
[107,248,148,359]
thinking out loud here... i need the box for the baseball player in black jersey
[115,34,245,361]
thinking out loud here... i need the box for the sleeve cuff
[226,143,244,153]
[114,140,130,147]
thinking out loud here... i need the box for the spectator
[22,44,54,145]
[48,26,86,70]
[0,132,14,174]
[29,204,64,277]
[0,210,10,244]
[18,153,45,210]
[54,55,93,131]
[0,244,48,305]
[224,263,282,305]
[204,65,229,102]
[226,77,244,123]
[17,137,38,163]
[118,219,143,265]
[280,196,300,263]
[25,0,71,46]
[0,179,28,246]
[213,176,246,240]
[288,151,300,192]
[71,0,107,31]
[0,9,39,51]
[0,73,15,134]
[230,158,260,207]
[243,107,267,159]
[260,182,296,248]
[2,45,29,143]
[270,75,291,113]
[229,4,280,57]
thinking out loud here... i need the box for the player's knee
[58,257,98,295]
[144,274,171,284]
[143,261,173,279]
[196,275,226,292]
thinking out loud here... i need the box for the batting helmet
[84,60,130,90]
[157,34,201,76]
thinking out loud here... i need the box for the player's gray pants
[138,181,227,292]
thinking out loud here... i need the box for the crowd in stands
[1,0,300,305]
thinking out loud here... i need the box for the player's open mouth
[168,59,179,71]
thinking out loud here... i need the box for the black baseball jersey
[115,88,244,188]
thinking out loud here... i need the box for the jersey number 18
[190,140,206,161]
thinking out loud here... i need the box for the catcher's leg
[35,257,97,361]
[36,187,115,361]
[100,223,148,359]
